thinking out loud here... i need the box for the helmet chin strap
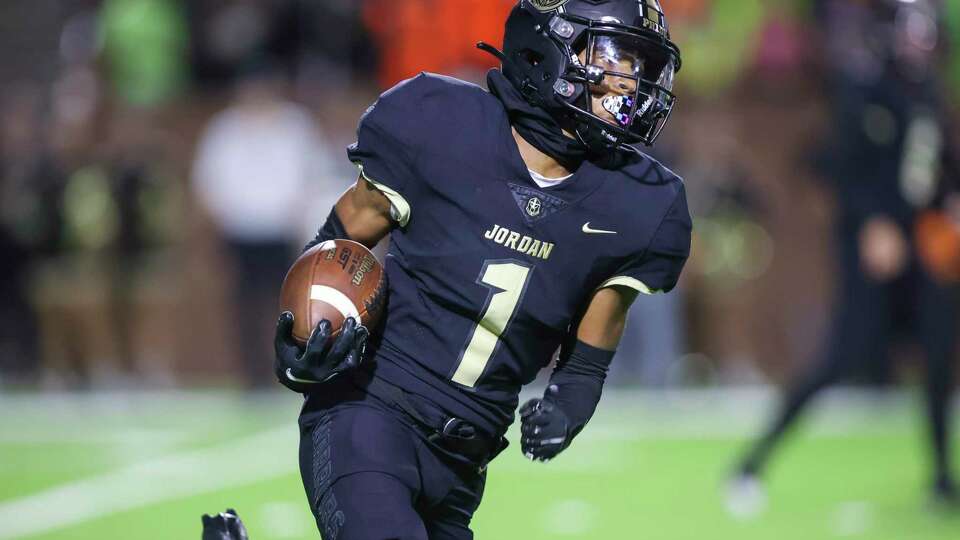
[575,119,618,153]
[574,122,638,170]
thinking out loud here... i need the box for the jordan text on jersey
[483,224,555,260]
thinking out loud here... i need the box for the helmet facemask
[561,31,677,150]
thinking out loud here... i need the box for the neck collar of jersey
[528,168,573,188]
[487,69,589,172]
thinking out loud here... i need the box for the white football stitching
[310,285,361,321]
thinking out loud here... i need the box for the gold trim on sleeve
[598,276,662,295]
[354,162,412,227]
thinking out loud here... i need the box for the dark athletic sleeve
[347,76,431,227]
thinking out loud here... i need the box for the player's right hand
[519,385,571,462]
[274,312,368,393]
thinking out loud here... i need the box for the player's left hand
[519,385,571,462]
[274,313,369,393]
[201,508,249,540]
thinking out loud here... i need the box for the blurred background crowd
[1,0,959,393]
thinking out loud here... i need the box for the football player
[728,0,959,514]
[274,1,690,538]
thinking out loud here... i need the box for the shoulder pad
[382,72,490,108]
[374,73,504,144]
[374,73,501,139]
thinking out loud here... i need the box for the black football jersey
[346,73,691,436]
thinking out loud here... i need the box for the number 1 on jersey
[451,261,532,388]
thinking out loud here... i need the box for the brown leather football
[278,240,386,345]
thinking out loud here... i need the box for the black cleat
[202,508,249,540]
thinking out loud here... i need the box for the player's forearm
[550,286,632,439]
[547,340,615,438]
[575,286,637,349]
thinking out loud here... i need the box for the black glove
[519,385,571,462]
[274,312,369,393]
[201,509,249,540]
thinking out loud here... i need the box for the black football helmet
[482,0,681,151]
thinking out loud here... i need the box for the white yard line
[0,426,299,540]
[0,429,187,446]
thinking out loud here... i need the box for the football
[278,240,386,345]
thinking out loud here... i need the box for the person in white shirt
[193,65,337,387]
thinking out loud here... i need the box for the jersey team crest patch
[509,184,566,225]
[528,0,570,12]
[526,197,543,217]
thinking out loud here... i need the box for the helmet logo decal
[528,0,571,13]
[641,0,668,36]
[554,79,575,98]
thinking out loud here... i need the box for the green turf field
[1,389,957,539]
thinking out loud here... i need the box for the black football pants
[298,381,485,540]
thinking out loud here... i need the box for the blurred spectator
[192,66,338,388]
[186,0,377,93]
[296,0,377,87]
[733,0,960,504]
[99,107,183,382]
[99,0,189,107]
[30,101,182,389]
[670,0,766,96]
[189,0,275,86]
[0,84,65,384]
[670,107,774,385]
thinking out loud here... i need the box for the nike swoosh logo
[582,222,618,235]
